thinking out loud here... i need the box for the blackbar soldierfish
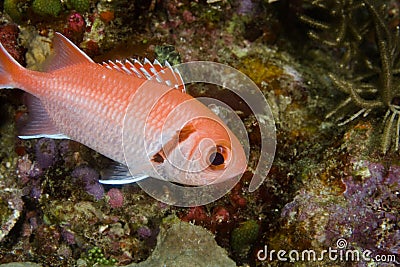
[0,32,247,186]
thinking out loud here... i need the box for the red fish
[0,33,247,186]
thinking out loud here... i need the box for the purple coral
[68,12,86,33]
[58,140,71,157]
[17,155,43,183]
[107,188,124,208]
[137,226,152,239]
[237,0,254,16]
[325,162,400,257]
[35,138,58,169]
[63,12,86,44]
[30,179,42,199]
[61,228,76,245]
[282,161,400,261]
[71,166,104,200]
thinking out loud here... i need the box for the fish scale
[0,32,247,186]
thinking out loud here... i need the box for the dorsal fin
[101,58,186,93]
[42,32,94,72]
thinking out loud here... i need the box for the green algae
[45,200,105,226]
[154,45,181,66]
[4,0,27,22]
[230,220,260,256]
[32,0,62,17]
[193,1,226,24]
[67,0,91,13]
[82,246,116,266]
[0,198,12,226]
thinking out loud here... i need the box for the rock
[18,28,52,71]
[127,219,236,267]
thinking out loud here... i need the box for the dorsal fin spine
[99,58,186,93]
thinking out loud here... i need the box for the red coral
[180,206,210,225]
[182,10,196,23]
[229,183,247,208]
[68,12,86,33]
[0,24,25,65]
[209,205,236,236]
[211,206,230,224]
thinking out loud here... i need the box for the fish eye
[208,145,229,169]
[209,152,225,166]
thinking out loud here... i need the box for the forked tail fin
[0,43,24,89]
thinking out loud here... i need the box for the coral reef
[299,0,368,64]
[0,219,237,267]
[279,160,400,264]
[18,29,52,70]
[154,45,181,66]
[0,187,23,242]
[136,226,152,240]
[326,162,400,257]
[63,12,86,44]
[0,264,41,267]
[0,0,399,266]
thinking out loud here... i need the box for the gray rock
[128,220,236,267]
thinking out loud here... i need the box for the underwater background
[0,0,399,266]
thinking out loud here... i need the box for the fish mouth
[229,129,248,173]
[224,150,247,181]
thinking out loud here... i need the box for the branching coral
[301,0,400,153]
[299,0,369,65]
